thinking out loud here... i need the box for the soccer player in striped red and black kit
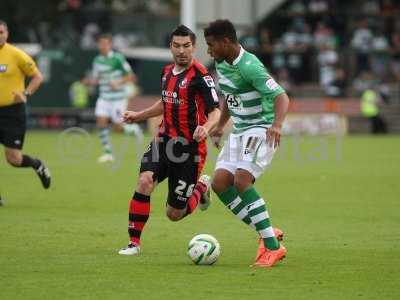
[118,25,220,255]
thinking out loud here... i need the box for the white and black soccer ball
[187,234,220,265]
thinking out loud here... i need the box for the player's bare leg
[166,205,186,221]
[211,169,234,194]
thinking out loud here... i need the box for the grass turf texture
[1,131,399,299]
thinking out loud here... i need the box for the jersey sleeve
[16,50,38,77]
[196,73,219,112]
[241,62,285,100]
[117,54,132,75]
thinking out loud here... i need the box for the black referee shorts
[0,103,26,150]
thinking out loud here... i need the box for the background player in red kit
[119,25,220,255]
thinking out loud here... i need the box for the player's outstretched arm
[82,76,98,86]
[266,92,290,149]
[123,99,163,123]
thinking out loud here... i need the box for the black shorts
[140,135,207,209]
[0,103,26,150]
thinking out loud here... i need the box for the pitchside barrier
[27,97,363,134]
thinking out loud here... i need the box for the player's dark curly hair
[170,25,196,45]
[204,19,237,43]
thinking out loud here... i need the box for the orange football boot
[255,228,284,261]
[253,244,287,267]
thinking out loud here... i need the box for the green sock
[239,187,280,250]
[98,128,112,155]
[217,186,254,227]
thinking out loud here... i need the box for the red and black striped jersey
[159,59,219,141]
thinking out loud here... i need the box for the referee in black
[0,20,51,206]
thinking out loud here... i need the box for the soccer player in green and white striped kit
[204,20,290,267]
[85,33,143,163]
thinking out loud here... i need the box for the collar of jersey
[172,59,194,76]
[0,43,9,51]
[101,50,114,59]
[172,66,187,76]
[232,45,245,65]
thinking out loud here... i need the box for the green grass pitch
[1,131,399,299]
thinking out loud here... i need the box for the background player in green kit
[84,33,143,163]
[204,20,290,267]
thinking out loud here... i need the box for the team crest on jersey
[0,64,8,73]
[179,78,188,88]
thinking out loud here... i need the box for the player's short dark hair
[170,25,196,45]
[0,19,8,30]
[204,19,237,43]
[97,33,112,41]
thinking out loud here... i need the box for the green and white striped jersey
[216,47,285,133]
[92,51,132,101]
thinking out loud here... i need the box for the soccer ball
[187,234,220,265]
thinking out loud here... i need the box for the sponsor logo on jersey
[265,78,279,90]
[226,94,240,109]
[162,90,184,105]
[162,90,177,98]
[0,64,7,73]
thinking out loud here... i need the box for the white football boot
[97,153,115,163]
[198,174,211,211]
[118,243,141,255]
